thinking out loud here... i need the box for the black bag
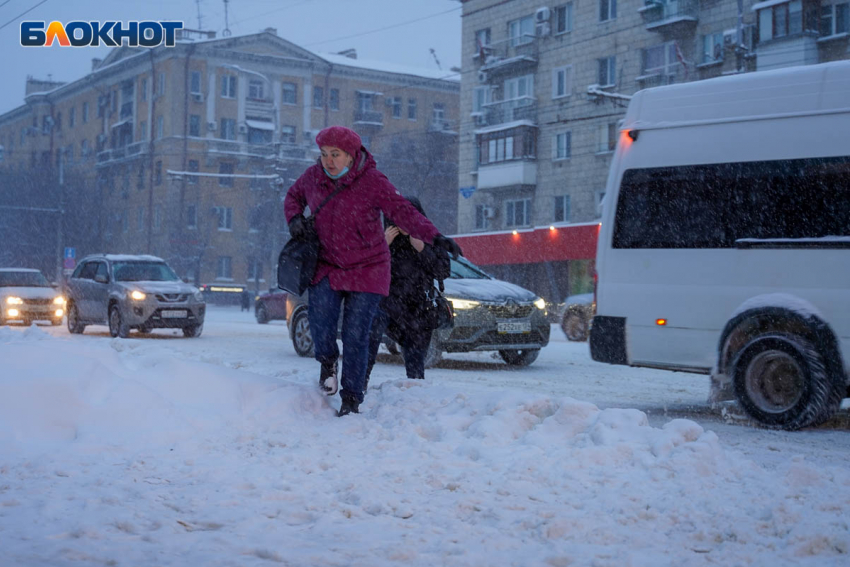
[277,184,346,295]
[277,224,319,295]
[428,285,454,330]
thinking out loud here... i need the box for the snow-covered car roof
[80,254,166,262]
[0,268,41,273]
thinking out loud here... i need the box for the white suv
[65,254,205,338]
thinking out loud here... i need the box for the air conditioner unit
[191,92,204,102]
[535,6,551,23]
[483,206,496,219]
[470,111,486,126]
[238,124,248,134]
[477,70,489,84]
[207,121,217,132]
[536,22,551,37]
[723,29,737,47]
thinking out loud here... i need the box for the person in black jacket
[365,197,451,385]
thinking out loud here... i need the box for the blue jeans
[308,277,382,404]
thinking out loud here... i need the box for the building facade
[0,28,459,293]
[455,0,850,303]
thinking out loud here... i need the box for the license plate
[497,320,531,334]
[161,310,187,319]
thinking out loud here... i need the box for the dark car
[254,288,289,323]
[65,254,205,338]
[0,268,66,326]
[560,293,594,342]
[285,256,550,367]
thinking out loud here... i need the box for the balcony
[206,139,276,158]
[478,35,539,79]
[95,141,148,166]
[640,0,698,33]
[478,160,537,190]
[353,109,383,127]
[428,119,457,134]
[482,97,537,127]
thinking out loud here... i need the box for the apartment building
[0,28,459,292]
[454,0,850,302]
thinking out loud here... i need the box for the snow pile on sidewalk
[1,329,848,566]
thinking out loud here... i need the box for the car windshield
[449,257,490,280]
[112,262,180,282]
[0,271,50,287]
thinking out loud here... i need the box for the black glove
[288,214,315,240]
[433,234,463,259]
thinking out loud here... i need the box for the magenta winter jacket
[283,149,440,296]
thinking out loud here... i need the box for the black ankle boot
[338,397,360,417]
[319,361,338,396]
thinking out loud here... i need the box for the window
[187,204,197,229]
[432,102,445,123]
[216,256,233,280]
[189,114,201,137]
[329,88,340,110]
[504,74,534,104]
[473,87,492,113]
[475,204,491,230]
[598,56,616,87]
[552,65,573,98]
[597,122,617,153]
[250,167,264,191]
[83,102,90,123]
[221,75,237,98]
[248,79,264,100]
[281,125,296,144]
[216,206,233,229]
[141,78,147,101]
[156,115,164,139]
[220,118,236,141]
[157,72,165,96]
[600,0,617,22]
[247,257,263,282]
[248,123,272,145]
[505,198,531,227]
[759,0,804,41]
[509,15,534,46]
[69,107,75,128]
[188,159,199,184]
[282,82,297,104]
[153,208,162,231]
[137,208,145,231]
[478,126,536,164]
[408,98,417,120]
[702,33,724,64]
[313,86,324,108]
[137,163,144,189]
[390,97,402,118]
[219,163,234,187]
[612,157,850,249]
[357,92,374,112]
[155,160,162,185]
[190,71,201,94]
[555,3,574,34]
[554,131,571,160]
[642,43,678,83]
[554,195,571,223]
[474,28,491,58]
[821,2,850,36]
[139,120,147,141]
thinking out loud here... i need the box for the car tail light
[592,267,598,310]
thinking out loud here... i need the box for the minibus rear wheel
[731,333,837,430]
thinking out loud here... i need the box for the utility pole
[223,0,231,37]
[736,0,744,73]
[56,148,65,284]
[196,0,203,29]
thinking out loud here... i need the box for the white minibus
[590,61,850,430]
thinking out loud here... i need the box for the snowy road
[2,306,849,566]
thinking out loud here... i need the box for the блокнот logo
[21,21,183,47]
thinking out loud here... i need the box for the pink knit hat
[315,126,362,157]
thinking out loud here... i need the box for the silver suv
[65,254,205,338]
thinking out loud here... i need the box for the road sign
[64,247,76,259]
[459,186,476,199]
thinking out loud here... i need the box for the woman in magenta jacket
[284,126,461,417]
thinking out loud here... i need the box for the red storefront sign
[452,223,600,266]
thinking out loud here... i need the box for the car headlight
[533,297,546,310]
[53,296,66,305]
[193,290,204,302]
[130,290,146,301]
[448,297,480,310]
[6,296,23,305]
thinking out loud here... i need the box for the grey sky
[0,0,462,115]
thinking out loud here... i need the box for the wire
[0,0,48,31]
